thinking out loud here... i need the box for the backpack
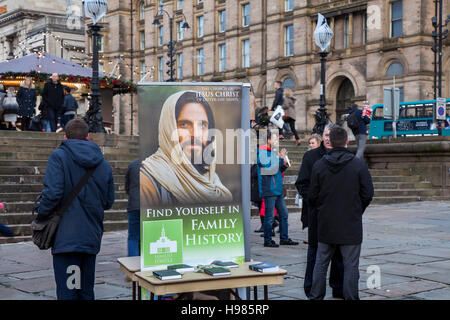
[347,111,360,130]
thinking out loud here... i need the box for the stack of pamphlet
[203,267,231,276]
[153,270,182,280]
[167,264,195,273]
[249,262,279,273]
[212,261,239,268]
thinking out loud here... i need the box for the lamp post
[82,0,108,133]
[153,9,189,82]
[312,13,333,135]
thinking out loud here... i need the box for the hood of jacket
[60,139,104,169]
[323,147,354,173]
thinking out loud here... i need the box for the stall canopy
[0,52,135,94]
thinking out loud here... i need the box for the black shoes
[280,238,299,245]
[264,240,279,248]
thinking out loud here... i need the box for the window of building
[177,0,183,10]
[362,13,367,45]
[158,57,164,81]
[386,62,404,77]
[177,21,184,41]
[139,2,145,20]
[158,26,164,46]
[242,39,250,68]
[219,44,226,72]
[177,53,183,79]
[242,3,250,27]
[219,10,226,33]
[197,15,204,38]
[158,0,163,15]
[197,48,204,75]
[285,0,293,12]
[344,16,350,48]
[283,77,295,89]
[285,25,294,56]
[391,1,402,38]
[140,60,146,79]
[140,31,145,50]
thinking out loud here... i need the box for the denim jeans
[355,134,367,159]
[61,114,75,130]
[304,244,344,298]
[127,210,140,257]
[47,108,59,132]
[0,223,13,237]
[53,252,96,300]
[263,195,288,243]
[41,120,51,132]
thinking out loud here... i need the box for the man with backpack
[36,119,115,300]
[347,103,371,160]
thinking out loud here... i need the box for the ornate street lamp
[153,9,190,82]
[312,13,333,135]
[83,0,108,133]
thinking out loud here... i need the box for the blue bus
[369,99,450,139]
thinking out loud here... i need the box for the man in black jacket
[295,124,344,298]
[271,81,284,111]
[42,73,65,132]
[348,103,371,159]
[309,126,374,300]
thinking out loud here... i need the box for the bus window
[373,107,384,120]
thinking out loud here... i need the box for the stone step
[0,174,126,184]
[0,210,128,225]
[0,160,131,169]
[0,183,126,193]
[0,235,32,244]
[2,199,128,213]
[369,169,412,176]
[371,175,422,183]
[3,220,129,238]
[0,152,137,161]
[0,191,128,202]
[372,182,432,189]
[371,196,424,205]
[0,144,139,155]
[374,189,441,197]
[0,166,129,175]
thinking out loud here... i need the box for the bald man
[42,73,65,132]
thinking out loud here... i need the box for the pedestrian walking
[2,87,19,130]
[60,86,78,130]
[16,77,37,131]
[36,119,115,300]
[309,126,374,300]
[347,103,371,159]
[41,73,64,132]
[125,159,140,257]
[295,124,344,298]
[271,80,284,111]
[281,88,301,146]
[257,130,299,247]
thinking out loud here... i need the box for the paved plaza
[1,201,450,300]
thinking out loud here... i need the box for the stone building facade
[0,0,86,63]
[100,0,450,135]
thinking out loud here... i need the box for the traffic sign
[436,98,447,120]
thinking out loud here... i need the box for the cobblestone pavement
[1,201,449,300]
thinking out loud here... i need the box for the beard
[180,137,214,175]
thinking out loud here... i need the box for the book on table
[152,270,182,280]
[203,267,231,276]
[212,261,239,268]
[167,264,195,273]
[249,262,279,273]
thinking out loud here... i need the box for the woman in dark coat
[16,77,37,131]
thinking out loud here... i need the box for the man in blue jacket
[257,130,299,247]
[348,103,371,159]
[37,119,115,300]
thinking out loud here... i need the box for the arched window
[282,77,295,89]
[139,2,145,20]
[386,62,404,77]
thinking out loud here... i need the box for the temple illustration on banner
[149,225,178,254]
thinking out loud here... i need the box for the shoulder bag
[30,166,97,250]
